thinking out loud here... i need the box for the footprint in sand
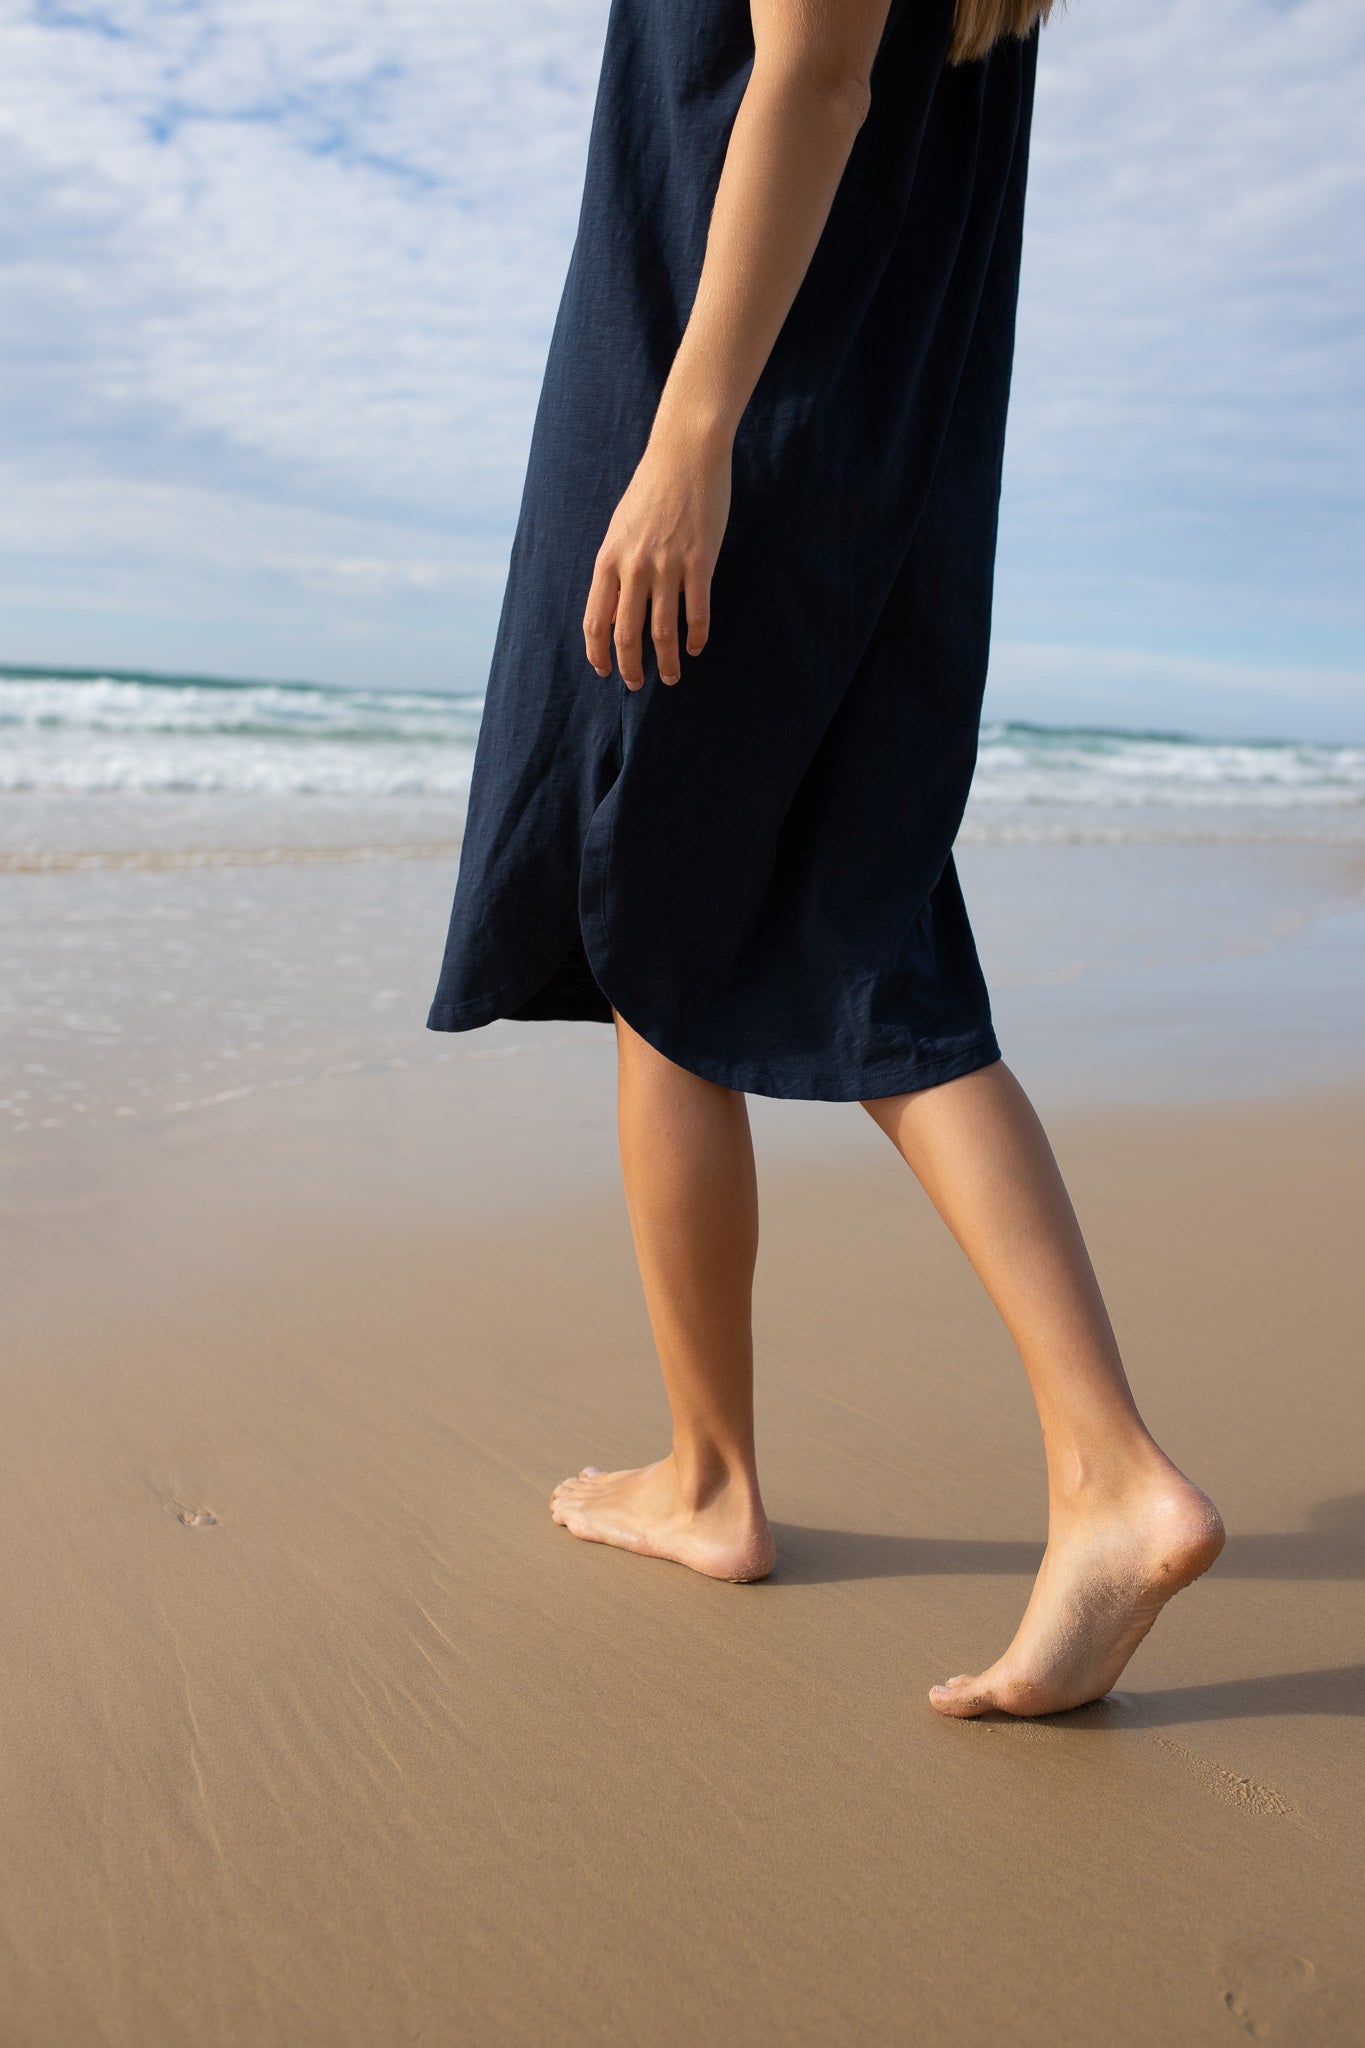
[965,1703,1302,1823]
[1151,1736,1296,1819]
[1216,1943,1317,2039]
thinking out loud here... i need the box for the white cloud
[0,0,608,520]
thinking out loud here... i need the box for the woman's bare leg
[862,1057,1224,1716]
[550,1010,776,1582]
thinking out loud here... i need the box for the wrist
[649,378,738,460]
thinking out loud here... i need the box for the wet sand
[3,1041,1363,2045]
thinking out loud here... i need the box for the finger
[650,573,683,685]
[683,557,712,658]
[613,561,648,691]
[583,558,617,677]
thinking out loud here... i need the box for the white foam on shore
[0,841,461,875]
[3,669,1362,835]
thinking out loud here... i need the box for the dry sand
[3,1057,1363,2046]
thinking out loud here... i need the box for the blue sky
[0,0,1361,739]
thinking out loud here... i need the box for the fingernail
[662,674,680,686]
[592,664,610,677]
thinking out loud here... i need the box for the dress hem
[425,989,1002,1106]
[425,732,1003,1102]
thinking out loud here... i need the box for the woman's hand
[583,419,732,690]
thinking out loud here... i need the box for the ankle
[668,1441,761,1514]
[1045,1435,1181,1517]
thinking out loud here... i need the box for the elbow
[808,68,873,133]
[758,55,873,135]
[845,69,875,130]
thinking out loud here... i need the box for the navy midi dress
[427,0,1039,1101]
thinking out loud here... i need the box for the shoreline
[4,832,1364,1155]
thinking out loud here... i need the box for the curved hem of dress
[424,790,1003,1103]
[604,986,1002,1102]
[425,952,602,1032]
[428,978,1001,1102]
[574,801,1001,1101]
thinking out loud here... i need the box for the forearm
[585,4,893,687]
[650,57,875,453]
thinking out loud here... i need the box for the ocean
[3,664,1363,859]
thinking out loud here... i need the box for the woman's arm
[583,0,896,690]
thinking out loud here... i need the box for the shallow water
[963,839,1365,1105]
[2,791,1360,1144]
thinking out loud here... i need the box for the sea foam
[2,666,1361,841]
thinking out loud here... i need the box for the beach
[3,676,1364,2044]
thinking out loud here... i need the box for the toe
[929,1675,994,1719]
[579,1466,602,1480]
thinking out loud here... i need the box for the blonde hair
[948,0,1058,65]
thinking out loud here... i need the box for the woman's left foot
[550,1455,776,1582]
[930,1468,1225,1718]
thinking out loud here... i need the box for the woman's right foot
[930,1467,1225,1719]
[550,1454,776,1582]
